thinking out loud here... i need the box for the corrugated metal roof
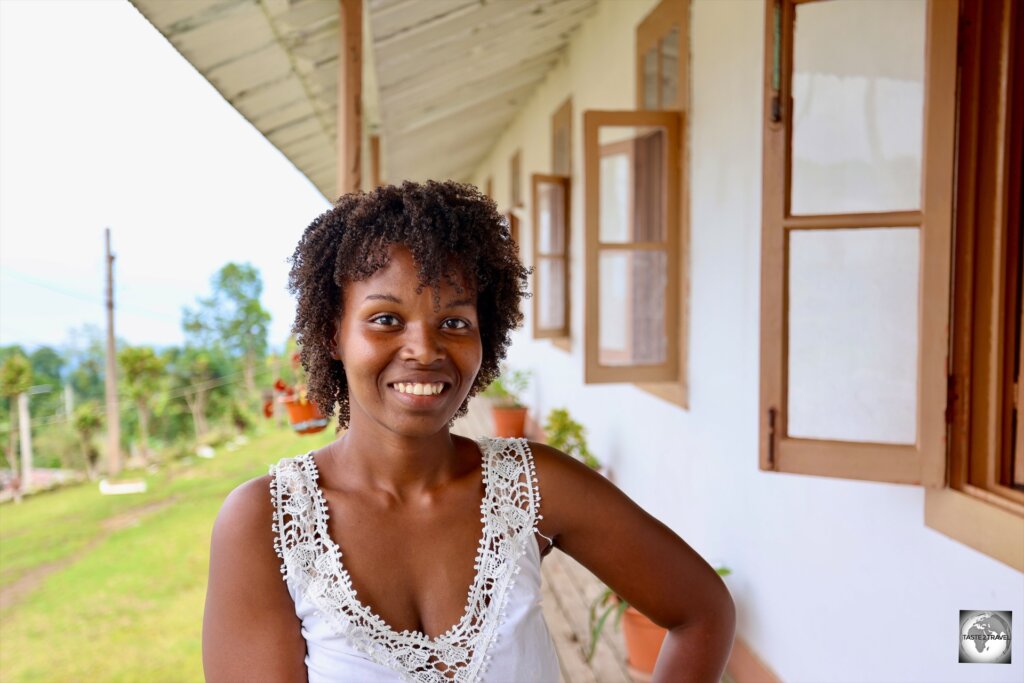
[129,0,598,197]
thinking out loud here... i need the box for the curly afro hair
[287,180,529,429]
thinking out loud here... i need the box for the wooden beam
[336,0,362,198]
[370,134,382,188]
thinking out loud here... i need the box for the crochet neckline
[301,436,493,645]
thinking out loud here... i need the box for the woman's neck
[327,418,469,502]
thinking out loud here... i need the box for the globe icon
[959,612,1011,663]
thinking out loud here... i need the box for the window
[533,97,574,349]
[532,174,570,339]
[759,0,957,483]
[552,97,572,176]
[504,211,520,254]
[926,0,1023,571]
[584,111,681,384]
[510,150,522,208]
[579,0,690,400]
[636,0,684,111]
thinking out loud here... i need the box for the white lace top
[269,436,562,683]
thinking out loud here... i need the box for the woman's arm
[530,442,735,683]
[202,476,308,683]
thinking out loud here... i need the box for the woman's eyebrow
[363,293,401,303]
[445,298,475,309]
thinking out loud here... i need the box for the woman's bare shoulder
[204,473,307,681]
[208,473,286,569]
[214,474,276,542]
[525,440,614,538]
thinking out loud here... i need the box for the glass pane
[537,257,566,331]
[537,180,566,255]
[643,47,658,109]
[660,25,679,109]
[791,0,925,215]
[598,249,667,366]
[787,228,919,444]
[598,126,667,243]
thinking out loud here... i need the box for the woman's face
[333,245,483,438]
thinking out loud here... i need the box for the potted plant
[482,367,531,437]
[544,408,602,471]
[274,352,329,435]
[587,567,732,677]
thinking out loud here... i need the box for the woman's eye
[370,314,400,326]
[442,318,470,330]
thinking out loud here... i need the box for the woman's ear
[328,323,342,361]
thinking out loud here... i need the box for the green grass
[0,426,334,683]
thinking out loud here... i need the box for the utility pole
[64,384,74,417]
[104,228,121,476]
[17,392,32,492]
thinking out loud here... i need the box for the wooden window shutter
[584,110,682,384]
[759,0,958,484]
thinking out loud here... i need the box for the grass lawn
[0,426,334,683]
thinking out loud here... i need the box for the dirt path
[0,497,177,613]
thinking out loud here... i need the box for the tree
[118,346,165,459]
[165,345,232,443]
[0,352,33,501]
[29,346,64,419]
[183,263,270,400]
[64,325,106,403]
[72,402,103,480]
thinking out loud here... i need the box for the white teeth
[393,382,444,396]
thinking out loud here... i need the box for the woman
[202,181,734,682]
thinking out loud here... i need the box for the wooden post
[104,228,121,476]
[370,134,381,188]
[336,0,362,198]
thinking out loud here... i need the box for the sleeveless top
[269,436,562,683]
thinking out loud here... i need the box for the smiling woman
[201,181,735,683]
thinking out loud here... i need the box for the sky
[0,0,331,352]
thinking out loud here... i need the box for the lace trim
[269,437,540,683]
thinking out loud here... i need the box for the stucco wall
[470,1,1024,682]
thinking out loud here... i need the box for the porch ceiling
[128,0,598,200]
[369,0,598,184]
[130,0,341,199]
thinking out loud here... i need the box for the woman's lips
[387,382,451,408]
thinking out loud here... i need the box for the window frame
[630,0,690,406]
[504,211,520,255]
[925,0,1024,572]
[510,150,523,208]
[583,109,682,385]
[532,173,572,340]
[758,0,958,485]
[636,0,686,111]
[552,97,573,177]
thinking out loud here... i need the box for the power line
[0,267,182,321]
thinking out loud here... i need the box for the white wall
[471,1,1024,682]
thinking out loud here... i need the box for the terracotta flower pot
[281,396,329,434]
[491,406,528,438]
[621,605,667,674]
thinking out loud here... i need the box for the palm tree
[0,352,33,501]
[72,402,103,480]
[118,346,164,459]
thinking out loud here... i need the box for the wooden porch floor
[454,400,734,683]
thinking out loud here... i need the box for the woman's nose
[400,322,444,365]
